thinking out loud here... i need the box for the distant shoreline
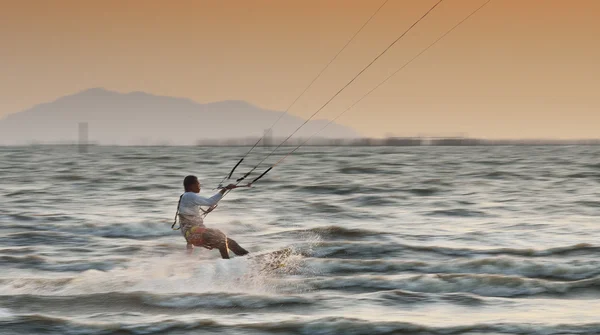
[3,137,600,147]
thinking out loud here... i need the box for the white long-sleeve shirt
[178,191,223,217]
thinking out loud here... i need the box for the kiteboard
[248,247,292,271]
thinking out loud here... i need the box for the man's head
[183,175,201,193]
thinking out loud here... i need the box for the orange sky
[1,0,599,139]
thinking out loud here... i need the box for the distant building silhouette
[429,137,481,146]
[384,137,422,146]
[263,129,272,147]
[78,122,88,153]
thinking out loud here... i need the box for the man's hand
[218,183,250,194]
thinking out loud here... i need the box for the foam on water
[0,308,14,320]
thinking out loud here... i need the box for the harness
[171,194,217,230]
[170,193,228,252]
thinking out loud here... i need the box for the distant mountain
[0,88,360,145]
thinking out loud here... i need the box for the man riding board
[174,175,249,259]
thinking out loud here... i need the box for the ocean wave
[2,314,600,335]
[0,254,46,266]
[338,166,383,174]
[576,200,600,208]
[52,174,88,182]
[141,291,313,309]
[0,254,119,272]
[311,241,600,259]
[308,225,385,238]
[473,159,523,166]
[86,222,171,240]
[0,231,90,247]
[239,318,600,335]
[3,213,38,222]
[567,172,600,179]
[425,209,490,217]
[295,184,364,196]
[298,203,382,220]
[3,291,313,311]
[0,308,12,321]
[111,155,161,161]
[118,184,172,192]
[0,277,75,295]
[5,189,48,197]
[587,163,600,170]
[350,195,397,206]
[481,171,524,179]
[308,203,346,214]
[405,187,440,196]
[0,246,38,255]
[266,226,386,240]
[310,257,600,280]
[2,213,76,224]
[303,273,600,297]
[376,289,487,306]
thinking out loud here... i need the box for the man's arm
[189,192,223,207]
[189,184,237,207]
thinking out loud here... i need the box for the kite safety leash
[171,194,184,230]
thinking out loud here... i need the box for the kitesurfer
[176,175,249,259]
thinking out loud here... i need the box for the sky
[1,0,599,139]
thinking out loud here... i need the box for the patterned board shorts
[184,226,228,250]
[179,215,228,250]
